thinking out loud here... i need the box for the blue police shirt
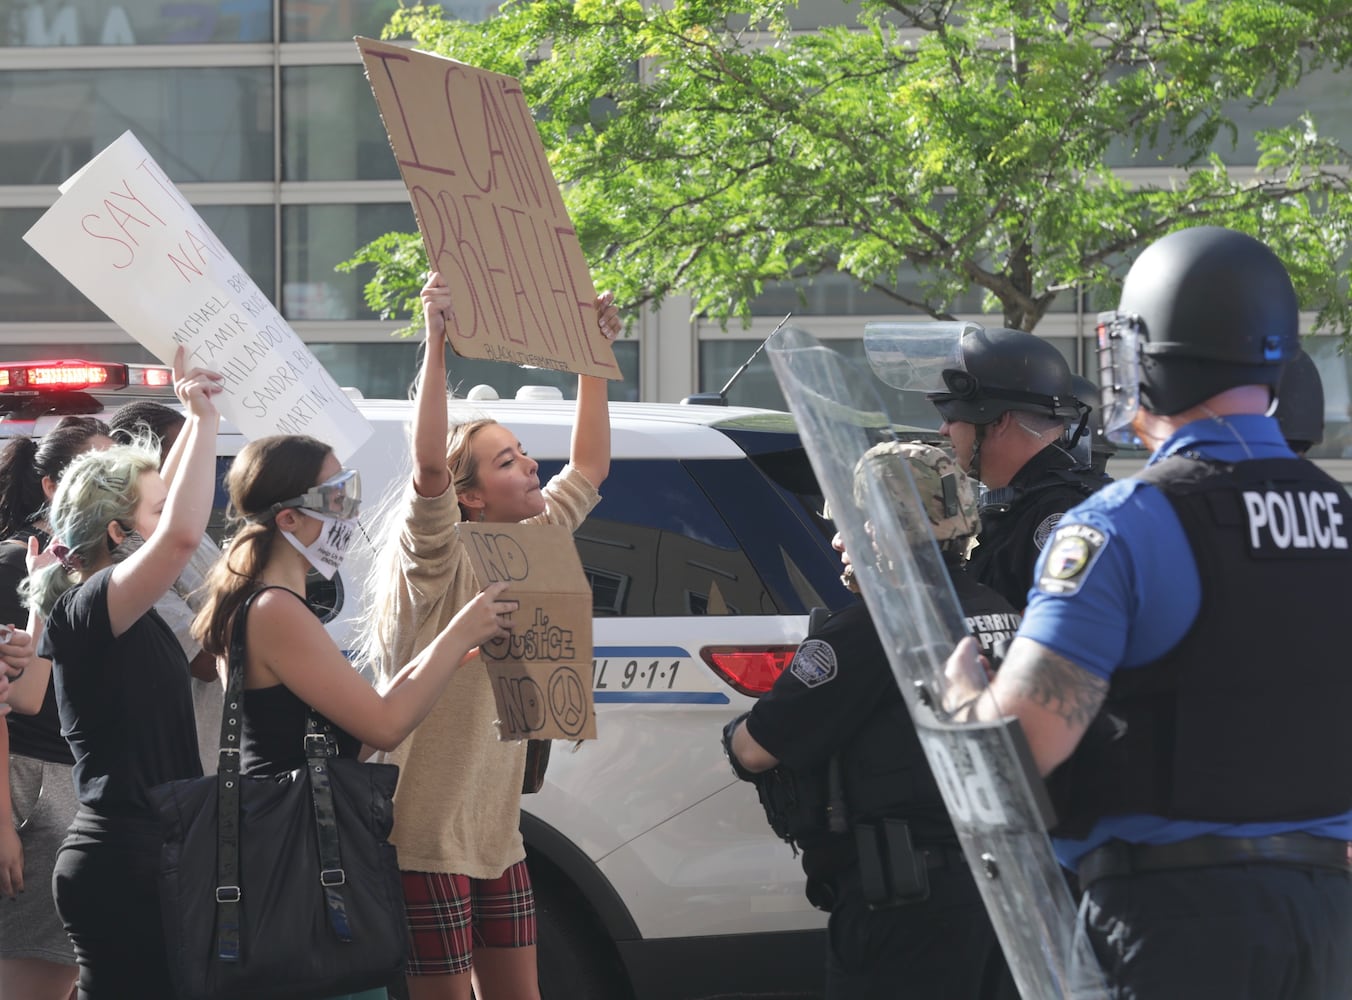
[1018,414,1352,868]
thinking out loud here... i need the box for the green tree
[343,0,1352,335]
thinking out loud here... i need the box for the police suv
[0,357,857,1000]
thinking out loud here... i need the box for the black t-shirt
[0,534,73,764]
[40,566,202,816]
[968,445,1104,610]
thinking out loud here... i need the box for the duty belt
[1078,833,1352,889]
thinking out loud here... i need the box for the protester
[0,416,112,999]
[109,400,224,771]
[189,433,516,1000]
[357,271,620,1000]
[24,351,221,998]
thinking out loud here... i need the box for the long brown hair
[192,435,331,658]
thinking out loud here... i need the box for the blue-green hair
[23,442,161,617]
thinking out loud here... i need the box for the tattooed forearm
[996,639,1107,732]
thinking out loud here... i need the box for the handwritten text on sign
[357,36,618,380]
[22,131,372,459]
[457,522,597,740]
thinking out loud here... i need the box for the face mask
[280,510,357,580]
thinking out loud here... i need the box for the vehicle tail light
[0,360,128,393]
[701,646,799,696]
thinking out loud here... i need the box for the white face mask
[281,510,357,580]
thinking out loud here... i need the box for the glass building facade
[2,1,1350,458]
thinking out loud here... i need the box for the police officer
[723,442,1020,1000]
[1275,348,1324,456]
[945,226,1352,998]
[922,327,1099,609]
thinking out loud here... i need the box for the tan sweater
[377,464,599,877]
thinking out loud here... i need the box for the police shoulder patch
[789,639,837,688]
[1036,523,1107,596]
[1033,513,1063,550]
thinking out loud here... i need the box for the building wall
[2,0,1351,461]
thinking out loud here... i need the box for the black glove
[721,712,760,782]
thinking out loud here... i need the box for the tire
[534,863,634,1000]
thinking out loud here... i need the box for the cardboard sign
[457,522,597,741]
[356,36,620,381]
[22,131,373,461]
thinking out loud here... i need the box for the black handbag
[150,589,409,1000]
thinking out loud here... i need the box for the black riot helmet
[1105,227,1299,426]
[1275,348,1324,454]
[927,327,1087,434]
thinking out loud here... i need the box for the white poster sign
[23,131,372,460]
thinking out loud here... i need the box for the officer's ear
[985,411,1017,439]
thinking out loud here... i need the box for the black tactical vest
[1048,455,1352,838]
[759,564,1020,869]
[970,449,1107,610]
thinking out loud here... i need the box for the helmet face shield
[1096,311,1143,446]
[273,468,362,521]
[863,321,976,395]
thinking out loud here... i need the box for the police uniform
[1022,415,1352,997]
[968,443,1104,611]
[738,555,1020,1000]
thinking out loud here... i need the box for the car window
[539,455,849,618]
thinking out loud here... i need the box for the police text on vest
[1242,490,1348,551]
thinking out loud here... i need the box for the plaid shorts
[401,861,537,976]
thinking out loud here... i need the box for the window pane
[281,66,400,181]
[2,0,271,46]
[0,68,273,185]
[281,203,416,320]
[1107,68,1352,168]
[280,0,404,42]
[0,205,273,323]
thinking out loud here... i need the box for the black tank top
[239,684,360,775]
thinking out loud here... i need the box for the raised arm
[413,272,453,499]
[570,291,621,489]
[107,348,222,636]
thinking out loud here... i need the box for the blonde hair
[352,416,497,678]
[23,443,160,617]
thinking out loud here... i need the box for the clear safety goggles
[1095,311,1144,447]
[268,468,362,521]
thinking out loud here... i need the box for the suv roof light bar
[0,360,127,393]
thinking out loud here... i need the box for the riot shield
[766,325,1106,1000]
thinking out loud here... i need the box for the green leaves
[341,0,1352,338]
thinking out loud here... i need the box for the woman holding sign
[359,271,619,1000]
[23,351,221,999]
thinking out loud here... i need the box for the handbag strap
[214,587,355,962]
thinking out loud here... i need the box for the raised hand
[595,290,621,341]
[172,344,225,420]
[422,271,454,344]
